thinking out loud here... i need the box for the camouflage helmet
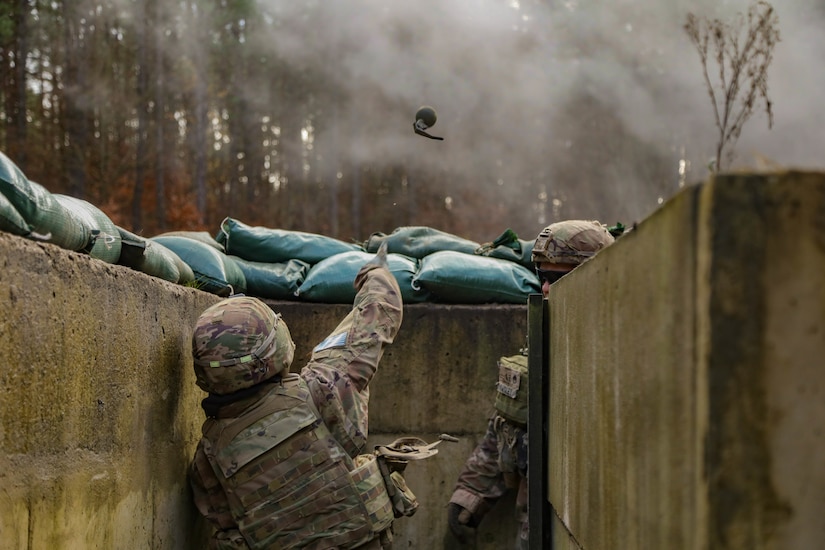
[531,220,615,265]
[192,296,295,395]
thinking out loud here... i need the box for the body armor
[494,354,529,425]
[195,373,393,549]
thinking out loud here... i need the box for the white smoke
[241,0,822,223]
[89,0,818,228]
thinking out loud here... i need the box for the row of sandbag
[151,218,540,304]
[0,151,124,262]
[0,150,190,285]
[0,149,540,303]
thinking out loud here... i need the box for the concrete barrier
[0,231,219,549]
[546,171,825,550]
[0,231,526,549]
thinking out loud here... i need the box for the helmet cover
[192,296,295,395]
[531,220,615,265]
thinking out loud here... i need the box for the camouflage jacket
[300,263,403,458]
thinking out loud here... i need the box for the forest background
[1,0,823,244]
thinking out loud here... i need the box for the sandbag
[153,230,225,253]
[117,227,196,284]
[167,245,197,285]
[152,235,246,296]
[0,192,30,236]
[296,251,429,304]
[0,151,52,224]
[23,182,96,252]
[0,152,94,251]
[412,250,539,304]
[216,217,362,264]
[54,194,122,264]
[230,256,309,300]
[475,228,535,269]
[363,226,480,259]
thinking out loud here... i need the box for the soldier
[189,243,403,549]
[447,220,616,549]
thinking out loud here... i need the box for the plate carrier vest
[494,354,529,426]
[200,374,393,549]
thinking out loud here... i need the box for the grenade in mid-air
[413,106,444,141]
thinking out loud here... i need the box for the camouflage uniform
[449,364,530,550]
[190,258,403,549]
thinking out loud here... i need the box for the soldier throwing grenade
[189,243,404,549]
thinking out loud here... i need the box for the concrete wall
[0,232,219,549]
[0,231,526,549]
[547,171,825,550]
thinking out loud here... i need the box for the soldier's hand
[447,503,479,545]
[365,241,389,269]
[354,242,389,290]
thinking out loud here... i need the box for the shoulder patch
[313,331,348,353]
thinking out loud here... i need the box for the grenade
[413,106,444,140]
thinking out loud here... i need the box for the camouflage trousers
[450,413,529,549]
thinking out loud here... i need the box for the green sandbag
[24,182,95,252]
[0,151,93,251]
[0,192,30,236]
[153,230,225,253]
[117,227,196,284]
[230,256,309,300]
[167,245,196,284]
[296,251,429,304]
[54,194,122,264]
[412,250,539,304]
[152,235,246,296]
[364,226,480,258]
[475,228,535,269]
[216,217,362,264]
[0,151,51,223]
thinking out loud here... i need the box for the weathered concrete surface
[0,231,526,549]
[0,231,220,549]
[272,300,528,435]
[547,171,825,550]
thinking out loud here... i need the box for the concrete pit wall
[0,231,525,549]
[547,171,825,550]
[0,232,219,549]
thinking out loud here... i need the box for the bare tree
[684,1,780,172]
